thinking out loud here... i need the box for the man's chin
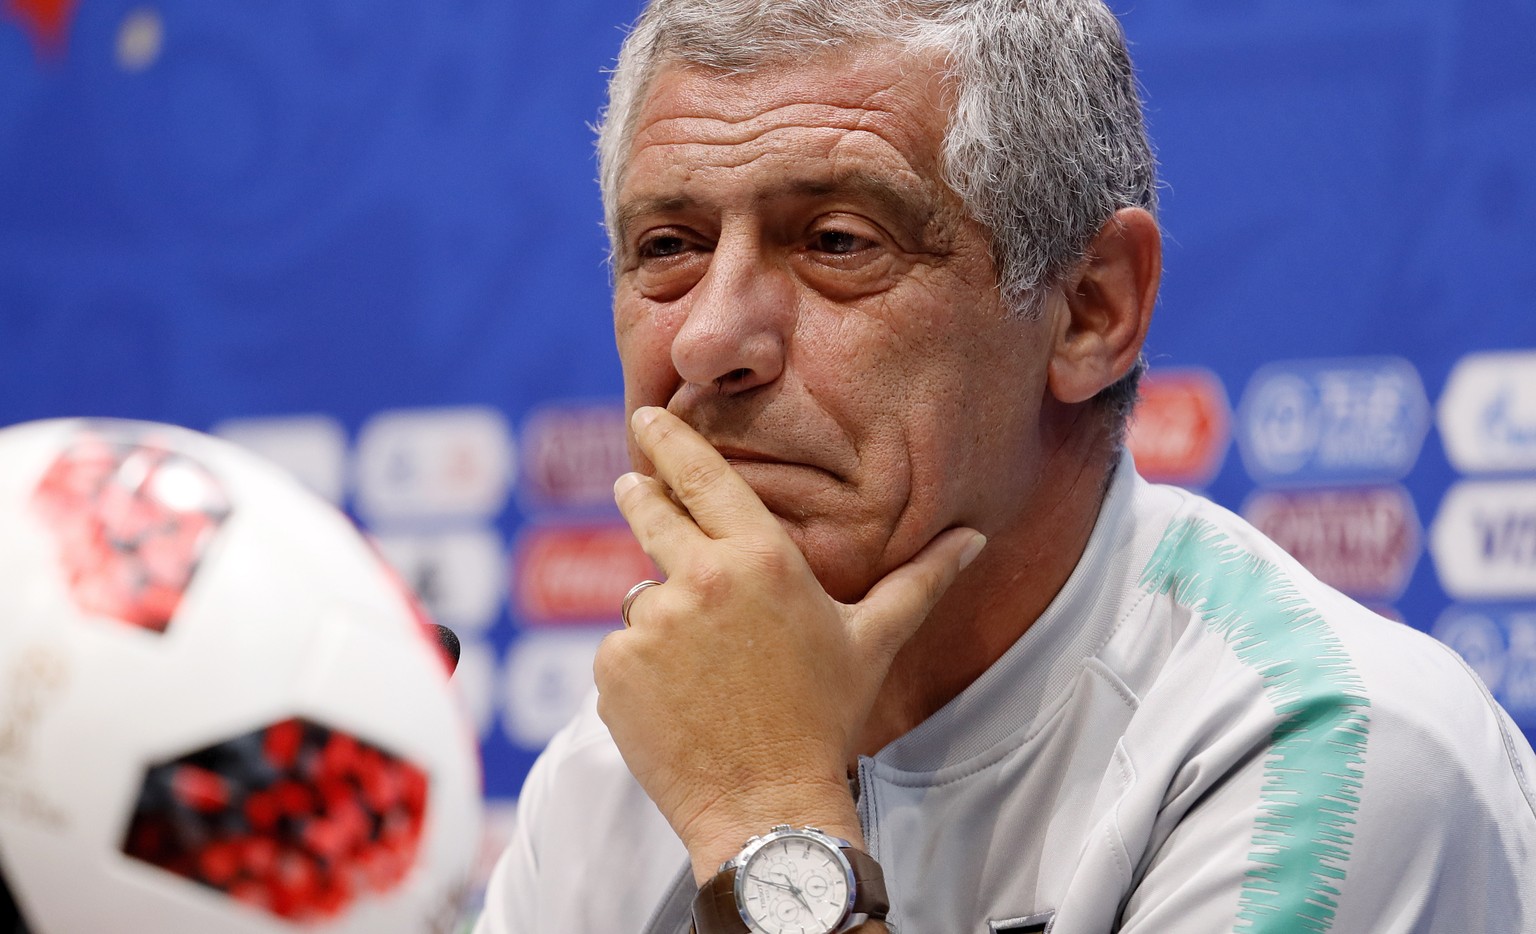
[775,521,881,605]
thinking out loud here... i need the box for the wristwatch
[691,825,889,934]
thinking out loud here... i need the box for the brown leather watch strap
[690,846,889,934]
[692,865,747,934]
[846,849,890,919]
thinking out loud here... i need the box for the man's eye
[811,230,871,255]
[639,235,689,259]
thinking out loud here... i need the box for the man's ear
[1047,207,1161,405]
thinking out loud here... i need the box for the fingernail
[958,532,987,571]
[614,472,643,498]
[631,406,661,432]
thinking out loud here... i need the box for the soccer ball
[0,419,481,933]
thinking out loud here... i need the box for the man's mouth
[712,446,840,481]
[713,446,784,465]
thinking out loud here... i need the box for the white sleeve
[470,724,565,934]
[469,693,690,934]
[1115,639,1536,934]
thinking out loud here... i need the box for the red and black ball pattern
[32,429,230,634]
[122,718,429,921]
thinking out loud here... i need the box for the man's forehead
[625,49,955,173]
[640,43,938,125]
[616,50,952,231]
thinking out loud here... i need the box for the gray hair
[596,0,1158,424]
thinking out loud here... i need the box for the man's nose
[670,233,792,396]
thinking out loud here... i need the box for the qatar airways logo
[519,404,629,512]
[1244,486,1420,601]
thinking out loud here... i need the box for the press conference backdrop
[3,0,1534,869]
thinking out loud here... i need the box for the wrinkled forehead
[642,41,942,119]
[617,45,956,206]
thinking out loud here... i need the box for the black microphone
[431,623,461,675]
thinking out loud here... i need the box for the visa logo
[1430,480,1536,599]
[1477,510,1536,564]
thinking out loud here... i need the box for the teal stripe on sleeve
[1139,517,1372,934]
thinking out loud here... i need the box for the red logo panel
[1128,369,1232,487]
[32,431,231,633]
[511,524,655,624]
[1244,486,1421,600]
[519,405,630,511]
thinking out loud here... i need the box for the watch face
[736,832,852,934]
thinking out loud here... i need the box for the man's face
[612,45,1060,602]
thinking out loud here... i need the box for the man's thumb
[852,528,987,663]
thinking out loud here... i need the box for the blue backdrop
[3,0,1534,857]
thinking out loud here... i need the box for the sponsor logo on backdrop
[213,414,349,505]
[372,529,505,633]
[1243,486,1421,601]
[511,523,655,624]
[500,628,608,749]
[1127,368,1231,487]
[1236,357,1429,486]
[520,404,629,511]
[1432,608,1536,728]
[354,407,515,523]
[5,2,162,73]
[1430,480,1536,600]
[1438,350,1536,474]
